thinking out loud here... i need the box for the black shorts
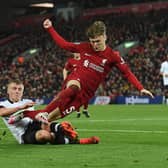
[22,121,78,145]
[51,134,79,145]
[22,121,45,144]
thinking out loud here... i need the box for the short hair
[7,79,23,86]
[86,21,106,38]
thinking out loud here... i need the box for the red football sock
[79,138,93,144]
[23,109,45,120]
[57,85,79,100]
[24,85,79,120]
[79,136,99,144]
[44,85,79,113]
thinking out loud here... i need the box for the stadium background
[0,0,168,104]
[1,1,168,168]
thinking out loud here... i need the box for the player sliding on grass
[9,19,154,124]
[0,79,99,144]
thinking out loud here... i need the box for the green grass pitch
[0,105,168,168]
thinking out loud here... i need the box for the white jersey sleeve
[160,61,168,86]
[0,99,34,144]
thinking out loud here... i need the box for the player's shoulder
[105,47,126,65]
[161,61,167,66]
[0,98,32,105]
[164,61,168,64]
[78,42,90,49]
[106,46,121,59]
[67,58,76,65]
[0,99,9,106]
[73,42,91,55]
[69,57,75,61]
[0,99,14,108]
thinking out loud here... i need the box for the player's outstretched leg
[44,85,79,113]
[8,113,24,124]
[61,121,78,139]
[79,136,99,144]
[35,112,49,124]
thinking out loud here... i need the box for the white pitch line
[0,127,168,134]
[0,128,8,130]
[77,129,168,134]
[70,118,168,122]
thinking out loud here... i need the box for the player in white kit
[0,79,55,144]
[0,79,99,144]
[160,55,168,104]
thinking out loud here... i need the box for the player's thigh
[66,80,81,89]
[62,97,82,116]
[22,122,50,144]
[22,129,45,144]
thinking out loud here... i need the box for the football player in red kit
[63,52,90,118]
[10,19,154,123]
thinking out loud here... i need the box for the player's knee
[67,80,81,89]
[35,130,52,143]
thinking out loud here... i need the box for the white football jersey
[160,61,168,86]
[0,99,34,144]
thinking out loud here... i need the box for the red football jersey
[64,58,80,73]
[47,27,144,98]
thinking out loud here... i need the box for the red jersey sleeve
[113,52,144,91]
[64,60,71,71]
[46,27,80,53]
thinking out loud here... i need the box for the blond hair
[7,79,23,86]
[86,21,106,38]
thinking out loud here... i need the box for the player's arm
[0,106,22,117]
[160,65,168,77]
[160,64,164,76]
[114,54,154,98]
[160,71,168,77]
[63,60,71,80]
[63,68,68,80]
[43,19,80,53]
[0,102,36,117]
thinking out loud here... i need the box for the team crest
[101,59,107,66]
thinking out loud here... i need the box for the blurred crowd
[67,0,165,9]
[0,9,168,99]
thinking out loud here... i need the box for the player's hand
[19,102,36,110]
[43,19,52,29]
[140,89,154,98]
